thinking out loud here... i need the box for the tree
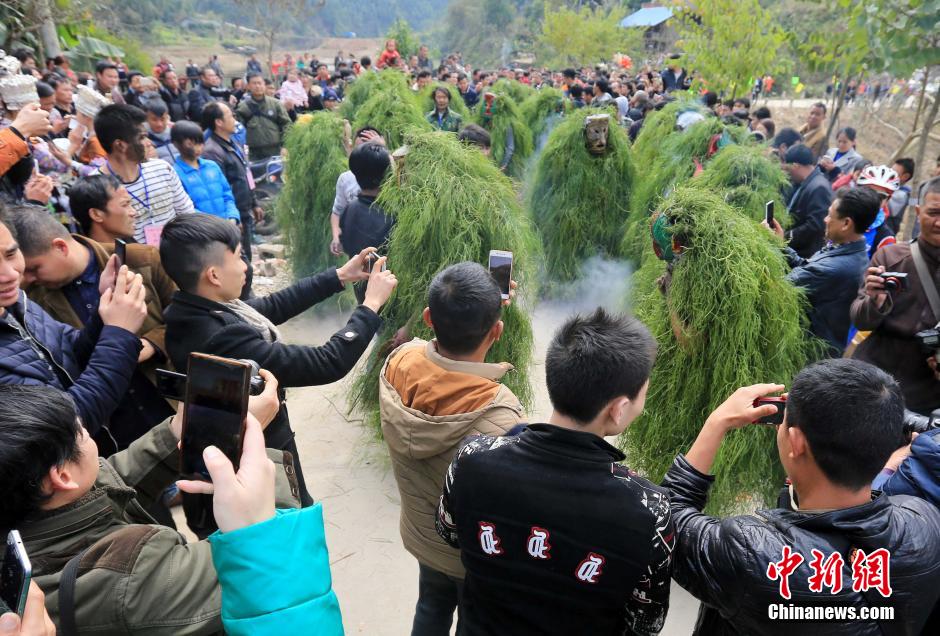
[231,0,325,79]
[671,0,789,99]
[385,18,420,59]
[537,5,641,68]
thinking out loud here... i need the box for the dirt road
[276,301,700,634]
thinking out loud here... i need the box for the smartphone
[765,200,775,229]
[114,238,127,270]
[155,368,187,402]
[1,530,31,617]
[488,250,513,300]
[179,354,251,480]
[365,250,385,274]
[68,115,78,131]
[753,396,787,425]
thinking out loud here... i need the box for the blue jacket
[0,292,141,433]
[785,239,869,354]
[174,157,241,222]
[876,429,940,508]
[208,504,344,635]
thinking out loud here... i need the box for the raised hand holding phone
[0,581,54,636]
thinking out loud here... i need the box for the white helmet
[856,165,900,195]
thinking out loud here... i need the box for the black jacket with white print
[437,423,675,635]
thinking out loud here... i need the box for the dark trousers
[412,563,463,636]
[240,216,254,300]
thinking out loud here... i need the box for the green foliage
[340,70,412,121]
[350,130,540,430]
[673,0,789,97]
[275,112,348,278]
[353,79,434,150]
[630,100,689,172]
[622,185,821,514]
[527,109,635,283]
[520,86,568,144]
[863,0,940,75]
[492,78,535,105]
[792,0,870,81]
[695,144,790,225]
[434,0,526,68]
[473,92,534,180]
[624,117,751,259]
[413,83,470,119]
[538,4,644,68]
[385,18,420,59]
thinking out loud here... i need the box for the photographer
[0,375,328,634]
[766,187,879,356]
[851,176,940,415]
[161,213,397,507]
[663,358,940,635]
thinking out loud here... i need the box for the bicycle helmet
[856,165,900,196]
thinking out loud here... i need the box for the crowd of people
[0,37,939,636]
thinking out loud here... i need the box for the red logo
[851,548,892,598]
[808,549,844,594]
[766,546,804,600]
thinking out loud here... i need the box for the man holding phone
[0,376,328,634]
[7,205,177,454]
[0,212,146,434]
[161,213,397,506]
[663,358,940,634]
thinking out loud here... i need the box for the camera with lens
[915,328,940,355]
[155,359,265,402]
[903,408,940,435]
[879,271,908,292]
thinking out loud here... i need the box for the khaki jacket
[379,339,524,579]
[21,418,301,634]
[799,122,827,160]
[28,235,177,370]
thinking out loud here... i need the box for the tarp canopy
[619,6,673,28]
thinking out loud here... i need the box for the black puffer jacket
[663,454,940,636]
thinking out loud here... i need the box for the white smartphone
[1,530,31,617]
[488,250,513,300]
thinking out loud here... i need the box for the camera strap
[58,546,90,636]
[911,242,940,323]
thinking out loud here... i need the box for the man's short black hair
[417,70,432,79]
[0,385,83,529]
[595,79,609,94]
[5,204,69,257]
[458,124,491,149]
[733,97,750,109]
[787,358,904,490]
[753,106,771,119]
[569,85,583,99]
[893,157,915,180]
[12,48,35,64]
[201,100,226,132]
[95,103,146,154]
[833,186,880,233]
[68,174,121,235]
[427,262,502,355]
[546,309,657,424]
[701,91,718,108]
[159,213,241,293]
[772,127,803,150]
[95,60,118,75]
[35,81,53,98]
[785,144,815,167]
[142,98,168,117]
[127,71,143,82]
[246,72,263,83]
[171,120,205,146]
[348,141,391,190]
[812,101,827,114]
[360,56,371,66]
[563,68,576,79]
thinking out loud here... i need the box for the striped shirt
[97,159,195,243]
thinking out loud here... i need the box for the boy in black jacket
[437,308,674,635]
[160,213,397,508]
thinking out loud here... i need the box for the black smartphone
[1,530,31,617]
[488,250,513,300]
[753,396,787,425]
[765,201,775,229]
[180,354,251,480]
[155,368,188,402]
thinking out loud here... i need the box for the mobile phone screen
[114,239,127,270]
[488,251,513,299]
[180,355,250,480]
[155,369,187,402]
[765,200,775,228]
[1,531,31,617]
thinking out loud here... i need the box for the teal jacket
[208,504,344,635]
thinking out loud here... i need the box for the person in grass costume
[353,82,433,151]
[520,86,568,151]
[275,111,349,278]
[472,91,533,179]
[623,185,822,514]
[528,111,635,284]
[350,130,540,429]
[340,70,412,121]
